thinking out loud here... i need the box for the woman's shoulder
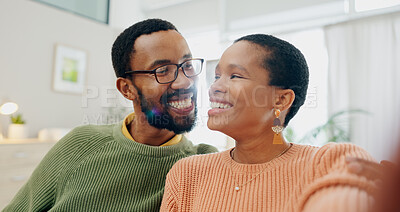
[292,142,374,160]
[175,150,225,167]
[289,142,376,174]
[299,142,376,177]
[313,142,375,161]
[167,150,227,176]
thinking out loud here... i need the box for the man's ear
[274,89,295,111]
[116,77,138,101]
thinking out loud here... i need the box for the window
[33,0,110,24]
[355,0,400,12]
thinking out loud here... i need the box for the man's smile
[166,94,194,115]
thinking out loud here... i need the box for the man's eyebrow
[149,54,192,69]
[182,53,192,60]
[150,59,172,68]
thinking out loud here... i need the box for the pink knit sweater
[160,143,376,212]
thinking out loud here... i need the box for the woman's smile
[208,98,233,116]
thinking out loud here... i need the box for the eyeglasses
[125,58,204,84]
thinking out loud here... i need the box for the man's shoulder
[181,136,218,155]
[54,123,117,150]
[38,123,119,173]
[68,123,116,139]
[193,143,218,154]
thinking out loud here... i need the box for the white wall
[109,0,144,30]
[144,0,219,34]
[0,0,121,137]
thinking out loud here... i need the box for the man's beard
[137,88,197,134]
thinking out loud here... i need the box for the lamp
[0,101,19,140]
[0,102,19,115]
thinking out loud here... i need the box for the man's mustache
[166,87,197,99]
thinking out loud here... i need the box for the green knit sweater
[3,122,217,212]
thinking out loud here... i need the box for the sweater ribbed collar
[113,121,194,158]
[223,143,303,173]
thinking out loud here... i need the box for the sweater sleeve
[297,143,377,212]
[302,185,373,212]
[160,162,181,212]
[2,126,89,212]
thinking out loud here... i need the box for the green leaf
[292,109,369,145]
[10,113,26,124]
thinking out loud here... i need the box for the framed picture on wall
[52,44,87,94]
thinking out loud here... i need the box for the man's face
[130,30,198,134]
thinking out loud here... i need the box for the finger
[380,160,396,169]
[346,161,363,174]
[346,157,382,180]
[347,161,382,180]
[346,157,382,171]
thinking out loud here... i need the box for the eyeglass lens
[155,59,202,83]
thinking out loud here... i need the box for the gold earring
[272,109,284,144]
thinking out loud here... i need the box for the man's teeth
[167,98,192,109]
[210,102,232,109]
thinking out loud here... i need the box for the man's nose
[170,68,195,90]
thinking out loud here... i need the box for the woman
[160,34,376,211]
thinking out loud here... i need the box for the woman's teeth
[167,98,192,109]
[210,102,232,109]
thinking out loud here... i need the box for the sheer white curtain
[324,12,400,161]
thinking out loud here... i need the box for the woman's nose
[209,77,227,96]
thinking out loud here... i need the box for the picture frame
[52,44,87,94]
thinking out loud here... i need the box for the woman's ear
[116,77,138,101]
[274,89,295,112]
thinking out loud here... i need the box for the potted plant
[8,114,28,139]
[283,109,369,145]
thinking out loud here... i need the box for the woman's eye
[214,75,220,80]
[230,75,243,79]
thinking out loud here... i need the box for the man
[3,19,217,212]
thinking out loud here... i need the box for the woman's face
[207,41,276,138]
